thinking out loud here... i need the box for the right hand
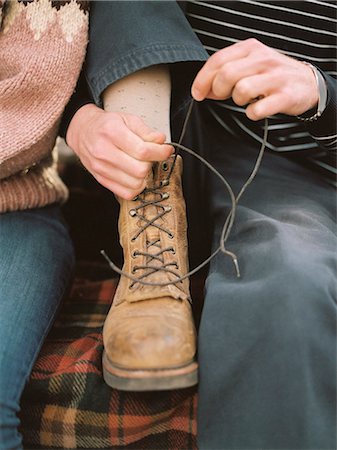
[66,103,174,200]
[191,38,319,121]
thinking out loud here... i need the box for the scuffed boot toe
[103,300,198,391]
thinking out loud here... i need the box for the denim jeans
[0,205,75,449]
[176,102,337,450]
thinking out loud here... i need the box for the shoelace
[126,176,182,288]
[101,99,269,285]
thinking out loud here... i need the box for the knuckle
[263,54,278,68]
[99,118,109,132]
[87,137,104,157]
[235,79,250,98]
[279,85,292,102]
[134,163,149,179]
[130,178,144,191]
[98,119,113,137]
[211,49,227,65]
[91,145,106,161]
[122,189,138,201]
[104,124,118,141]
[218,64,235,83]
[245,37,262,49]
[90,159,103,174]
[135,144,150,161]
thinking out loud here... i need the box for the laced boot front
[102,155,198,391]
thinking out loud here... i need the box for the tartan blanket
[19,275,198,449]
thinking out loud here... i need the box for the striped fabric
[19,276,197,449]
[185,0,337,185]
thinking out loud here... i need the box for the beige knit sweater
[0,0,88,212]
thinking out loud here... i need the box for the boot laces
[102,99,269,284]
[128,175,181,288]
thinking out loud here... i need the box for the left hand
[191,38,319,121]
[66,104,173,200]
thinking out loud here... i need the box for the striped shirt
[184,0,337,186]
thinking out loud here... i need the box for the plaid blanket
[19,275,198,449]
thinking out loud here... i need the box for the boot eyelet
[132,250,139,259]
[168,233,174,239]
[162,162,169,171]
[129,209,137,217]
[170,247,176,255]
[164,206,172,213]
[160,179,169,187]
[131,266,138,274]
[161,192,169,200]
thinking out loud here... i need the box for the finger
[191,40,252,101]
[209,55,267,101]
[122,114,167,143]
[84,144,152,179]
[95,172,147,200]
[89,158,151,188]
[102,116,174,162]
[231,73,275,106]
[246,92,287,121]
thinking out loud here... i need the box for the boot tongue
[126,162,189,303]
[142,164,169,285]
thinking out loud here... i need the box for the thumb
[123,114,167,144]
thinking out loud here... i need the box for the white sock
[103,65,171,141]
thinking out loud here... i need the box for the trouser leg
[0,205,75,450]
[199,203,336,449]
[178,103,337,450]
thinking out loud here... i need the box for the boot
[102,155,198,391]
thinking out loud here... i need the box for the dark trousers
[175,102,337,450]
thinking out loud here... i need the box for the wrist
[297,63,328,122]
[66,103,99,149]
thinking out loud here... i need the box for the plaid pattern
[19,275,198,449]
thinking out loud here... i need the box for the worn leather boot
[102,155,198,391]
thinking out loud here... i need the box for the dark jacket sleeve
[85,0,207,105]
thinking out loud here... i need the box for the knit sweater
[0,0,89,212]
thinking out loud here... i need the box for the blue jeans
[177,103,337,449]
[0,205,75,449]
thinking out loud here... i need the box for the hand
[66,104,174,199]
[191,38,319,121]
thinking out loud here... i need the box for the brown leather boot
[102,155,198,391]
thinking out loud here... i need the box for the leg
[101,68,198,391]
[180,104,336,449]
[0,205,75,449]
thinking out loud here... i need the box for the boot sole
[102,350,198,391]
